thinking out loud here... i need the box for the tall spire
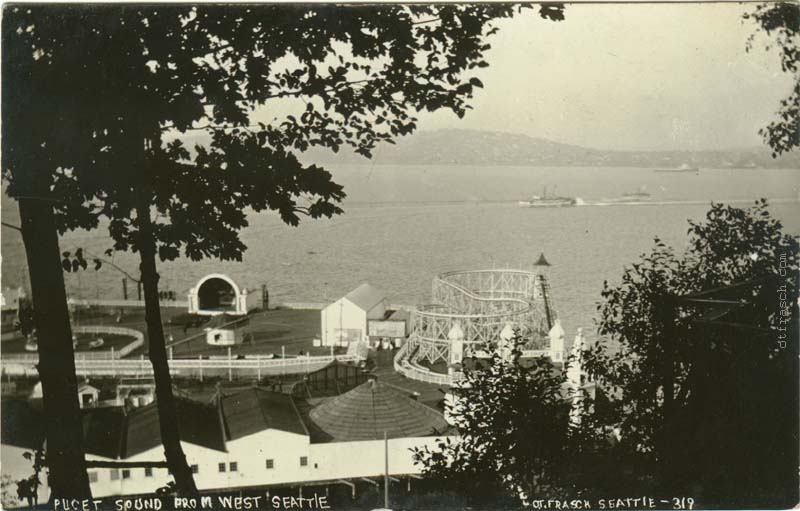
[534,252,551,267]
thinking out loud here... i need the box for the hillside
[302,128,800,169]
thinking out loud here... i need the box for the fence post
[140,354,144,377]
[169,346,173,360]
[228,347,232,382]
[257,357,261,381]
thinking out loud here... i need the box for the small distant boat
[518,186,576,207]
[655,163,699,173]
[621,186,651,200]
[604,186,651,204]
[722,161,759,170]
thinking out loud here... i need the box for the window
[191,465,199,474]
[88,472,98,483]
[299,457,308,467]
[218,463,226,473]
[229,462,238,472]
[121,470,130,480]
[265,459,274,469]
[110,469,119,481]
[144,468,153,478]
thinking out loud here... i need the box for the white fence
[2,325,144,363]
[393,341,462,385]
[74,325,145,359]
[68,298,188,308]
[1,353,362,380]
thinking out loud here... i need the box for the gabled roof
[125,398,226,457]
[1,396,44,450]
[308,378,449,441]
[83,406,126,459]
[78,383,99,393]
[343,283,386,311]
[221,388,308,440]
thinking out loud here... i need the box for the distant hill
[301,128,800,169]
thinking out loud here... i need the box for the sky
[404,3,793,152]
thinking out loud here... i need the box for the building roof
[78,383,99,394]
[2,389,310,459]
[83,406,126,459]
[221,388,308,440]
[125,398,226,457]
[308,378,449,441]
[534,252,551,267]
[343,283,386,312]
[0,396,45,450]
[385,309,410,322]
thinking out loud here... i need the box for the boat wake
[576,197,799,208]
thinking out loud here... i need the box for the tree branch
[1,221,22,232]
[84,250,141,283]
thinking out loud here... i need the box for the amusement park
[2,254,585,386]
[1,251,592,502]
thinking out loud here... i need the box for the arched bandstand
[187,274,258,316]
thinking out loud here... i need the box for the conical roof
[308,379,448,441]
[534,252,551,267]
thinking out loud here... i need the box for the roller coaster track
[396,268,557,384]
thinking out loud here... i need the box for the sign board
[368,320,406,338]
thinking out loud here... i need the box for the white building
[187,274,259,316]
[2,380,450,502]
[78,383,100,408]
[321,283,387,346]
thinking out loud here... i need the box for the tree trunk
[134,197,199,497]
[18,197,92,500]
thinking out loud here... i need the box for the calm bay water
[2,165,798,340]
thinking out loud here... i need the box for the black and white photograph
[1,2,798,510]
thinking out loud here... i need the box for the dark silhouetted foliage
[584,200,799,508]
[3,3,564,498]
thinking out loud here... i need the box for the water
[2,165,798,340]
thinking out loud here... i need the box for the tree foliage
[3,2,565,498]
[5,2,567,268]
[412,336,583,507]
[584,200,799,507]
[745,2,799,156]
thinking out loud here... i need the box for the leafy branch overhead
[745,2,799,156]
[4,3,565,262]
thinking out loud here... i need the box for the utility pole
[384,431,389,510]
